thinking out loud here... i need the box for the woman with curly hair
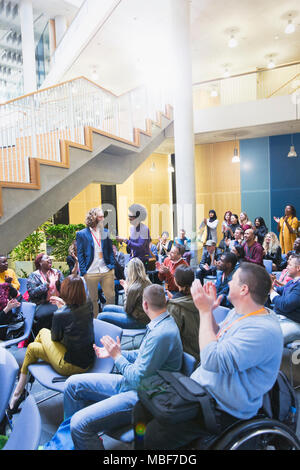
[99,257,152,329]
[274,204,299,255]
[76,207,115,317]
[27,253,64,335]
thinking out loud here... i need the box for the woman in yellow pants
[8,275,95,415]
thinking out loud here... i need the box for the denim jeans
[98,305,146,329]
[64,372,138,450]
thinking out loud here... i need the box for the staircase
[0,77,173,254]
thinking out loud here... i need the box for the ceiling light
[210,88,218,97]
[232,137,240,163]
[150,162,156,172]
[91,69,99,81]
[285,18,295,34]
[268,58,275,69]
[223,68,230,78]
[228,35,238,48]
[287,135,297,157]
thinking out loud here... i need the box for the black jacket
[51,300,95,369]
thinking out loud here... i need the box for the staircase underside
[0,112,173,255]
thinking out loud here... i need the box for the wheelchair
[188,416,300,450]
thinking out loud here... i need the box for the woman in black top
[254,217,268,245]
[8,275,94,415]
[226,214,241,239]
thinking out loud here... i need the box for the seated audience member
[61,284,183,450]
[215,252,238,309]
[199,210,219,244]
[174,229,191,251]
[224,227,244,252]
[27,253,64,335]
[254,217,268,245]
[225,213,241,239]
[134,263,283,450]
[196,240,221,285]
[263,232,282,271]
[99,257,152,329]
[0,284,22,341]
[287,237,300,258]
[0,255,20,291]
[167,265,199,362]
[156,244,188,293]
[239,212,253,232]
[273,252,296,286]
[66,241,79,275]
[156,232,173,260]
[8,276,94,416]
[112,243,126,304]
[230,244,245,269]
[242,228,264,266]
[270,254,300,325]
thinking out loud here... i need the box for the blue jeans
[64,372,138,450]
[98,305,146,329]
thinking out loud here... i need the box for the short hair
[290,254,300,266]
[85,207,103,228]
[174,265,195,288]
[161,231,169,237]
[60,275,86,306]
[237,263,271,305]
[173,243,185,256]
[222,252,237,269]
[34,253,46,270]
[143,284,166,311]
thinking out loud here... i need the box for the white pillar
[19,0,37,94]
[54,15,67,46]
[171,0,197,249]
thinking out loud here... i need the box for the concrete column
[54,15,67,46]
[19,0,37,94]
[171,0,197,253]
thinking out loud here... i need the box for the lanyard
[91,229,101,248]
[216,307,267,339]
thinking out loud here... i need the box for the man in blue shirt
[270,254,300,344]
[135,262,283,449]
[63,284,183,450]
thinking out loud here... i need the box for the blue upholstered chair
[0,347,19,424]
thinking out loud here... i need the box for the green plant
[10,230,45,261]
[44,224,85,261]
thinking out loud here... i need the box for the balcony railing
[193,62,300,111]
[0,76,172,184]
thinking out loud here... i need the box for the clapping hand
[93,344,110,359]
[100,335,122,360]
[49,296,65,308]
[4,298,20,313]
[191,280,222,314]
[273,216,280,223]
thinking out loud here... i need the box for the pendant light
[287,134,298,158]
[232,136,240,163]
[285,15,295,34]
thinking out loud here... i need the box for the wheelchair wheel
[211,418,300,450]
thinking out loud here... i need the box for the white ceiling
[61,0,300,92]
[57,0,300,153]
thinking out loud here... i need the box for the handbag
[138,370,218,434]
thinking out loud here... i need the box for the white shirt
[87,228,109,274]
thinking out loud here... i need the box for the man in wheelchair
[133,263,298,450]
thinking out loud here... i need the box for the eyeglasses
[128,215,137,220]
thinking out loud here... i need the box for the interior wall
[68,182,101,224]
[195,140,241,244]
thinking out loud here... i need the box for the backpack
[261,371,298,431]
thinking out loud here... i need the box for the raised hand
[100,335,121,360]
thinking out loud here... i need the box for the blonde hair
[85,207,103,228]
[263,232,280,254]
[126,257,151,289]
[240,212,250,223]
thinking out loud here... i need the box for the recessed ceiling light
[285,16,295,34]
[268,58,275,69]
[228,35,238,48]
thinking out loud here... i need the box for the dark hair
[238,263,271,305]
[143,284,166,311]
[286,205,297,217]
[35,253,46,270]
[290,254,300,266]
[60,275,86,306]
[231,214,239,222]
[232,244,245,259]
[222,252,238,269]
[209,210,217,221]
[174,265,195,295]
[255,217,267,228]
[173,243,185,256]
